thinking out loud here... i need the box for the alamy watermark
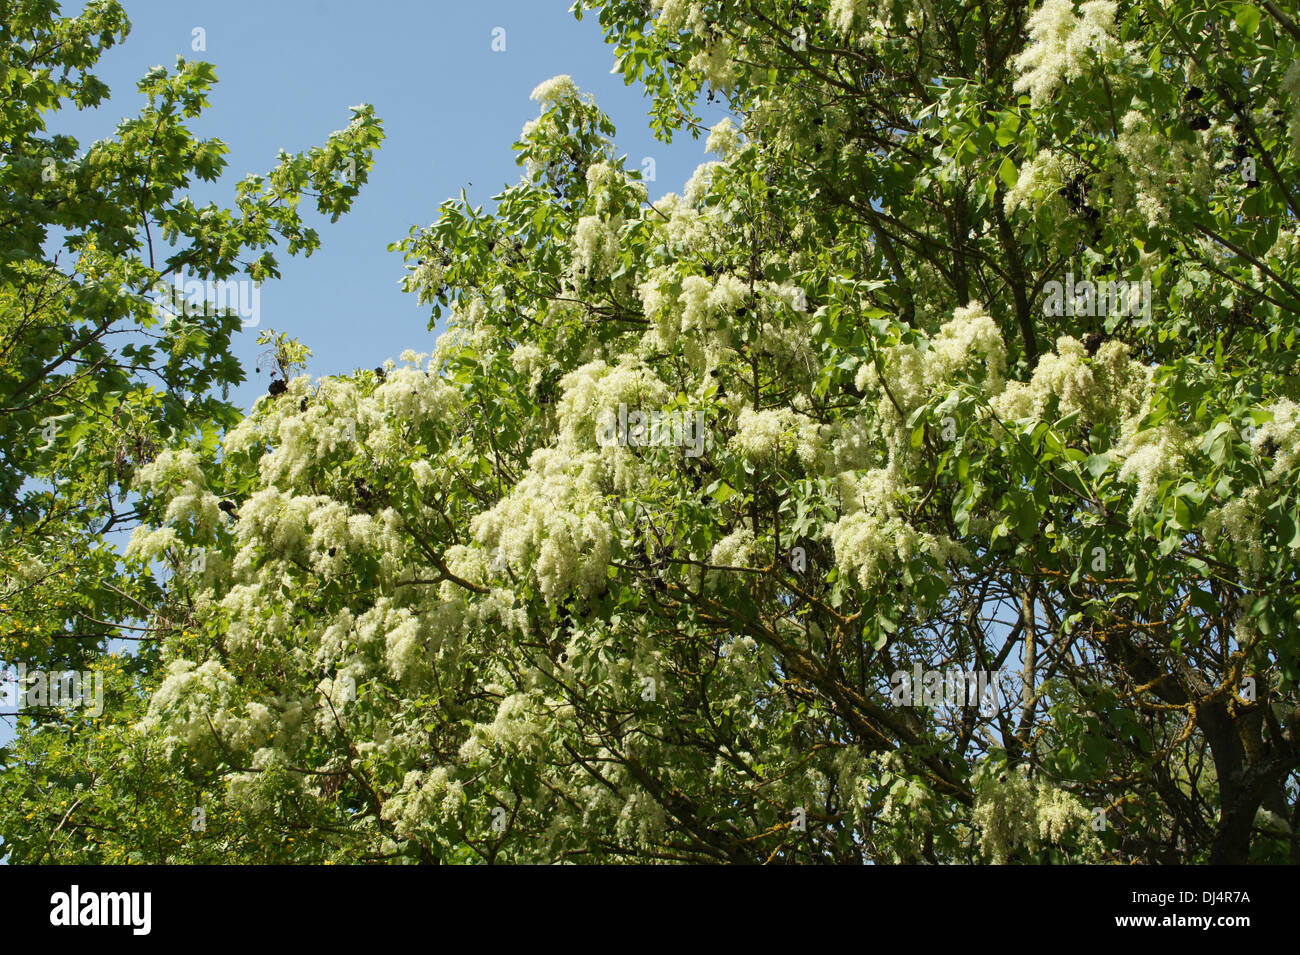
[596,403,710,458]
[151,271,261,328]
[890,665,1007,713]
[0,663,104,717]
[50,886,151,935]
[1043,273,1151,322]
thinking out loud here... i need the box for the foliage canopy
[4,0,1300,864]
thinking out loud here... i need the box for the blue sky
[0,0,724,762]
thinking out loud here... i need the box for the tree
[0,0,381,860]
[0,0,382,665]
[6,0,1299,864]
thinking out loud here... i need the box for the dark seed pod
[1184,86,1204,102]
[267,378,287,397]
[1059,173,1088,211]
[374,367,386,381]
[328,547,337,557]
[219,499,237,514]
[1084,331,1106,356]
[299,397,309,412]
[1187,114,1211,131]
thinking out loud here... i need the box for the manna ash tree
[5,0,1300,864]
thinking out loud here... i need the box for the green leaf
[1267,498,1300,549]
[998,155,1018,189]
[1234,2,1261,35]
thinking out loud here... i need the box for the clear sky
[0,0,725,761]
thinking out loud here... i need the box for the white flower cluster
[987,336,1176,517]
[459,691,551,761]
[828,465,959,587]
[822,411,882,474]
[858,300,1007,419]
[530,74,578,108]
[125,343,508,799]
[383,767,466,840]
[138,659,245,763]
[730,406,821,468]
[584,160,646,215]
[643,4,743,87]
[510,342,547,395]
[1002,149,1065,216]
[1115,422,1188,517]
[520,75,594,176]
[2,553,47,590]
[972,765,1100,863]
[831,749,952,862]
[640,189,719,255]
[830,505,945,589]
[572,215,620,281]
[688,37,740,93]
[990,335,1150,426]
[989,333,1191,516]
[682,161,722,206]
[1281,61,1300,159]
[614,790,669,846]
[710,526,756,568]
[555,358,670,457]
[828,0,877,36]
[1252,398,1300,480]
[705,117,743,158]
[1203,487,1266,577]
[132,448,222,534]
[650,0,709,34]
[470,448,613,606]
[372,365,461,432]
[1115,109,1212,229]
[409,259,444,305]
[637,264,762,371]
[221,370,458,489]
[1011,0,1122,107]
